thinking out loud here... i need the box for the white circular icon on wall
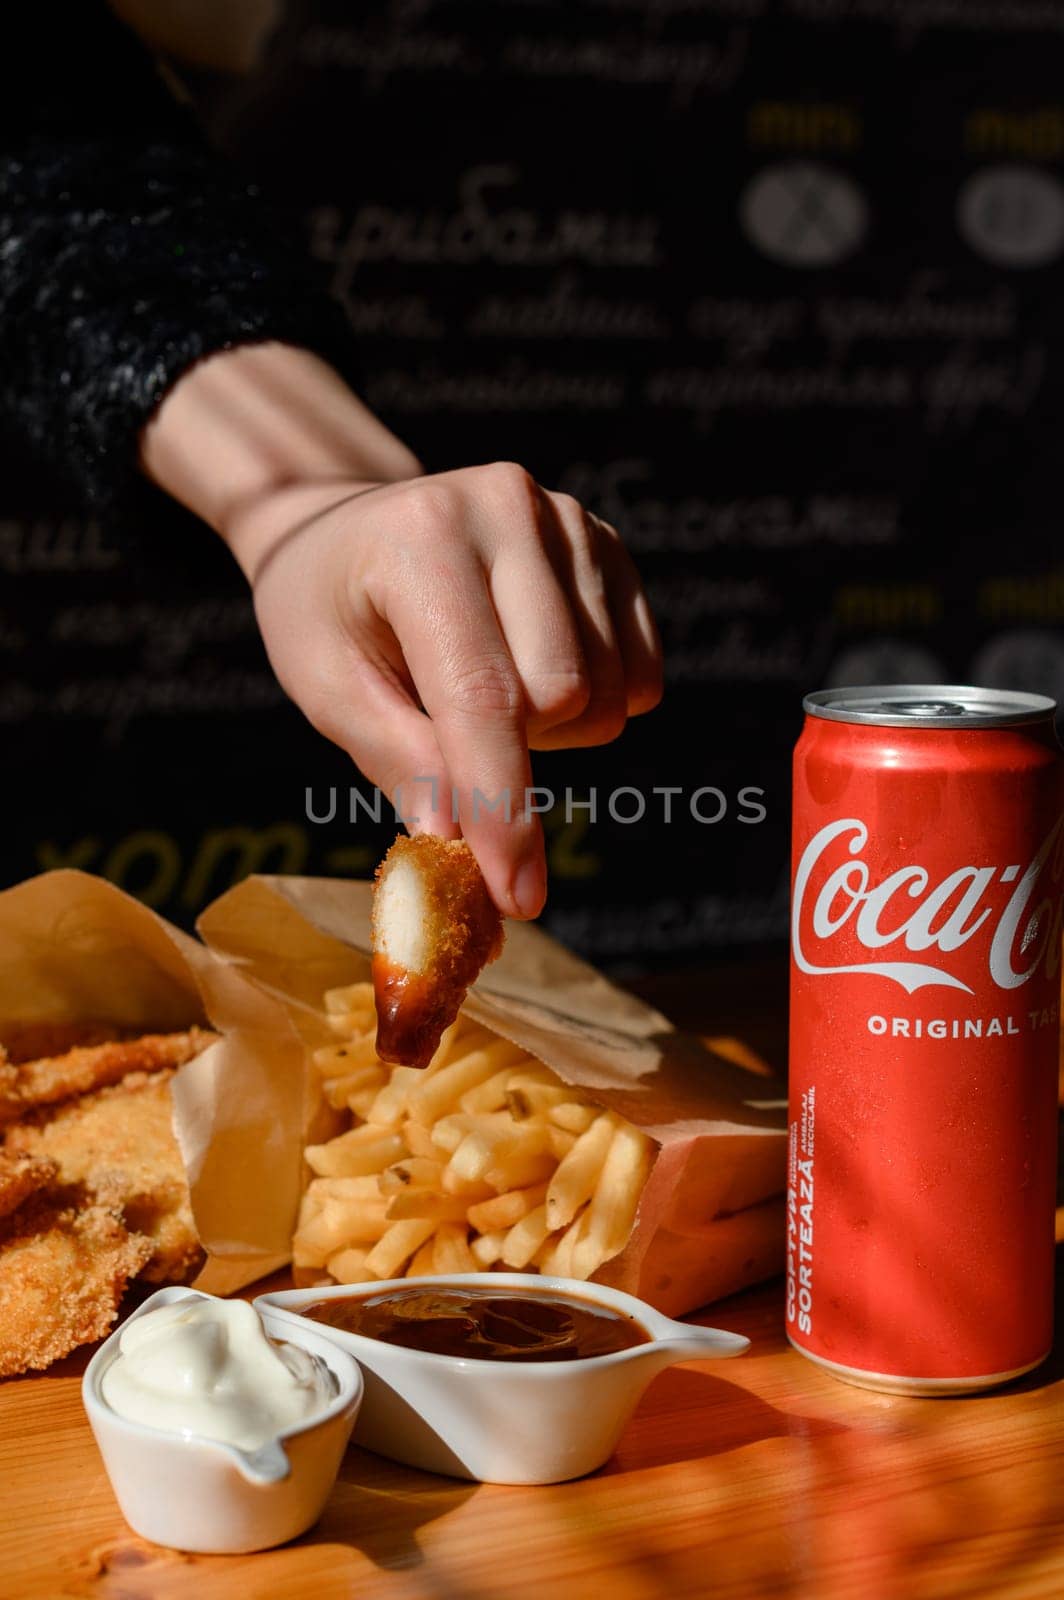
[970,629,1064,703]
[740,162,867,267]
[826,639,944,689]
[957,166,1064,268]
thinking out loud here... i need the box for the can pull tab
[879,700,970,718]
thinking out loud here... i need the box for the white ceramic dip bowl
[256,1273,749,1485]
[82,1287,363,1553]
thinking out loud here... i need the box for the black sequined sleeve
[0,3,357,514]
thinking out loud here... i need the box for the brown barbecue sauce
[371,955,449,1069]
[302,1286,651,1361]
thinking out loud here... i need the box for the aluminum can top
[803,684,1056,729]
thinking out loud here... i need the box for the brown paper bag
[193,876,786,1315]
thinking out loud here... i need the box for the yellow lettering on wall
[980,571,1064,621]
[835,584,940,627]
[323,845,375,875]
[966,108,1064,158]
[748,102,861,151]
[182,823,309,908]
[36,837,100,872]
[545,807,601,880]
[104,830,182,908]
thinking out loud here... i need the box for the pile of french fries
[293,982,654,1286]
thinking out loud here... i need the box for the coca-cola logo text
[792,816,1064,995]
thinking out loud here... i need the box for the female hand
[141,347,663,918]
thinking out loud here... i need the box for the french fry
[470,1230,506,1267]
[324,981,374,1017]
[550,1102,598,1134]
[537,1210,590,1278]
[544,1113,615,1230]
[293,1197,389,1263]
[571,1123,652,1279]
[306,1175,383,1202]
[379,1157,447,1195]
[365,1218,437,1278]
[298,1188,327,1222]
[483,1149,555,1192]
[323,1070,385,1110]
[366,1066,423,1129]
[547,1127,577,1160]
[420,1019,492,1077]
[430,1112,505,1154]
[501,1203,552,1269]
[459,1067,518,1115]
[402,1121,439,1160]
[449,1118,553,1186]
[440,1157,498,1196]
[503,1066,563,1092]
[313,1039,381,1077]
[504,1080,574,1119]
[411,1042,526,1125]
[302,990,656,1291]
[432,1221,477,1274]
[466,1182,549,1233]
[386,1190,474,1222]
[406,1238,441,1276]
[347,1085,384,1119]
[326,1246,375,1285]
[445,1130,502,1185]
[305,1129,406,1178]
[323,979,377,1043]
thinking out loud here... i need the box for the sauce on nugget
[371,836,503,1068]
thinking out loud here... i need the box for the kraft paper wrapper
[0,869,303,1294]
[193,875,787,1316]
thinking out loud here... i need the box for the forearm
[139,342,421,571]
[0,5,370,516]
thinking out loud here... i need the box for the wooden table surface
[3,957,1063,1600]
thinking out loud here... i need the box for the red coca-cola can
[787,685,1064,1394]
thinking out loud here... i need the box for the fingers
[485,493,591,743]
[524,495,662,751]
[297,635,459,841]
[590,514,664,718]
[278,464,662,927]
[381,532,546,921]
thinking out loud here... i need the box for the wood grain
[2,1252,1063,1600]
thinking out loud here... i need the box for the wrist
[139,341,421,559]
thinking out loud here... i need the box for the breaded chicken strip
[0,1027,215,1125]
[0,1151,57,1221]
[0,1191,151,1376]
[372,835,503,1068]
[5,1071,201,1284]
[0,1020,138,1065]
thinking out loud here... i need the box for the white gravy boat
[257,1273,749,1484]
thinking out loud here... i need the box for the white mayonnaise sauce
[101,1298,334,1450]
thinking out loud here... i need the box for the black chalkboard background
[5,0,1064,973]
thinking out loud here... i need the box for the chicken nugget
[372,835,503,1068]
[0,1026,215,1124]
[0,1150,58,1221]
[0,1020,137,1065]
[0,1192,151,1376]
[5,1071,201,1284]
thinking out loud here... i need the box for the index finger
[386,550,545,921]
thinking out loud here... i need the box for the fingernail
[511,855,546,919]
